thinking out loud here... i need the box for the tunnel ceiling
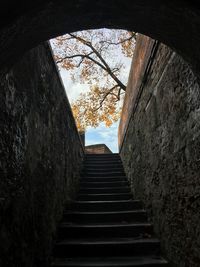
[0,0,200,76]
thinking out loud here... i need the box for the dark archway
[1,2,200,266]
[1,1,200,75]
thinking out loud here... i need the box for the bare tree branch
[99,32,136,46]
[56,52,108,72]
[77,57,85,68]
[68,33,127,91]
[117,88,121,100]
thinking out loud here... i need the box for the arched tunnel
[0,1,200,266]
[1,1,200,75]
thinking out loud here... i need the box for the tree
[51,29,136,130]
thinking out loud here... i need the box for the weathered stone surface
[118,34,158,147]
[120,36,200,266]
[0,42,84,266]
[85,144,112,154]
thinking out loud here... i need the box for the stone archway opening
[1,1,200,77]
[49,28,135,153]
[1,2,200,267]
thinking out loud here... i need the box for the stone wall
[0,42,84,266]
[119,35,200,266]
[118,35,159,147]
[85,144,112,154]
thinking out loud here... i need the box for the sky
[50,29,133,153]
[59,69,120,152]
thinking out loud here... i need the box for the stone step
[71,200,143,212]
[63,210,147,223]
[84,156,121,162]
[81,170,125,176]
[81,170,126,178]
[52,256,168,267]
[85,153,120,158]
[80,181,129,188]
[84,164,124,170]
[84,160,122,165]
[84,158,122,162]
[57,222,153,239]
[84,162,123,168]
[53,238,160,257]
[82,177,127,183]
[79,187,131,194]
[77,192,133,201]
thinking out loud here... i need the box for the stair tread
[81,176,127,180]
[77,194,132,201]
[84,162,122,165]
[80,186,130,189]
[84,171,124,174]
[84,164,122,166]
[71,200,143,211]
[82,176,126,179]
[85,154,120,156]
[84,167,123,169]
[72,200,140,204]
[59,222,152,228]
[52,256,168,266]
[79,188,131,194]
[65,210,146,215]
[56,237,159,245]
[78,192,132,196]
[80,179,128,185]
[80,182,128,185]
[85,159,121,162]
[82,177,126,179]
[83,172,125,175]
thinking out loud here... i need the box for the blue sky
[85,122,119,153]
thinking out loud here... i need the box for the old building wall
[119,35,200,266]
[85,144,112,154]
[0,42,84,266]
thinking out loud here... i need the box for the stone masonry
[119,35,200,267]
[0,42,84,267]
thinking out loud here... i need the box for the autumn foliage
[51,29,136,130]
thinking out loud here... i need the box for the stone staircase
[51,153,168,266]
